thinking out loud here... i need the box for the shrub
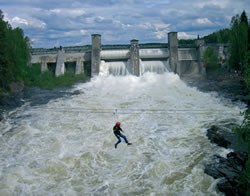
[204,47,219,70]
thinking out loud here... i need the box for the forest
[0,10,30,92]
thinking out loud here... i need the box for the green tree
[203,47,219,69]
[229,11,248,71]
[0,10,7,89]
[203,29,230,43]
[0,10,30,91]
[234,11,250,194]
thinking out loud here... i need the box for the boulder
[206,125,248,152]
[216,178,237,196]
[204,152,248,196]
[9,80,24,93]
[206,125,231,148]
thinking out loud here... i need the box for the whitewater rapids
[0,72,245,195]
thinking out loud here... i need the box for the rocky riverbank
[182,68,249,105]
[205,125,248,196]
[182,69,249,196]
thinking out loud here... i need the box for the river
[0,72,245,195]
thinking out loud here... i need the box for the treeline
[203,28,231,43]
[229,11,249,72]
[178,29,231,45]
[0,10,30,92]
[0,10,89,92]
[179,11,249,74]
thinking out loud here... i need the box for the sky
[0,0,249,48]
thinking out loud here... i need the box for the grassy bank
[24,63,89,89]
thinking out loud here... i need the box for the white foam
[0,73,245,195]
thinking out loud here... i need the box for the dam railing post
[130,39,140,76]
[195,39,206,76]
[91,34,101,77]
[55,47,65,77]
[168,32,179,74]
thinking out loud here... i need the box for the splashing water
[0,72,245,195]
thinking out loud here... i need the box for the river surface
[0,72,245,195]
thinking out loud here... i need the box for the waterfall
[100,59,170,76]
[100,60,130,76]
[140,59,170,75]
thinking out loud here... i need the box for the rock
[227,152,248,171]
[0,92,24,111]
[182,68,249,105]
[0,115,3,121]
[217,178,237,196]
[205,123,249,196]
[204,152,248,196]
[204,154,242,181]
[206,125,231,148]
[206,125,248,152]
[9,80,24,93]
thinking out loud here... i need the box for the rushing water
[0,72,245,196]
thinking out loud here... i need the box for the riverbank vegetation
[0,10,89,93]
[23,63,89,89]
[203,47,219,71]
[229,10,249,195]
[0,10,30,93]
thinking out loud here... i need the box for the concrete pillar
[91,34,101,77]
[55,47,65,77]
[130,39,140,76]
[41,56,48,72]
[75,58,84,75]
[195,39,206,76]
[168,32,179,74]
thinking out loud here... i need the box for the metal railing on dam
[31,43,169,55]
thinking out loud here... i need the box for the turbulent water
[0,72,245,196]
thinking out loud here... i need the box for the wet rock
[207,125,231,148]
[204,152,248,196]
[182,68,249,105]
[206,125,248,153]
[72,90,82,95]
[0,92,25,111]
[216,178,237,196]
[9,80,24,93]
[0,115,3,121]
[205,122,249,195]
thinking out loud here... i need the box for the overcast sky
[0,0,249,48]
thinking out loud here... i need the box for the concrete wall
[91,34,101,77]
[178,48,198,61]
[101,50,130,60]
[31,51,86,76]
[130,40,140,76]
[177,48,199,76]
[168,32,178,73]
[30,32,228,78]
[140,48,169,59]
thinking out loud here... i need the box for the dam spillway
[99,48,170,76]
[30,32,228,78]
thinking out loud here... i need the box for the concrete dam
[31,32,227,77]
